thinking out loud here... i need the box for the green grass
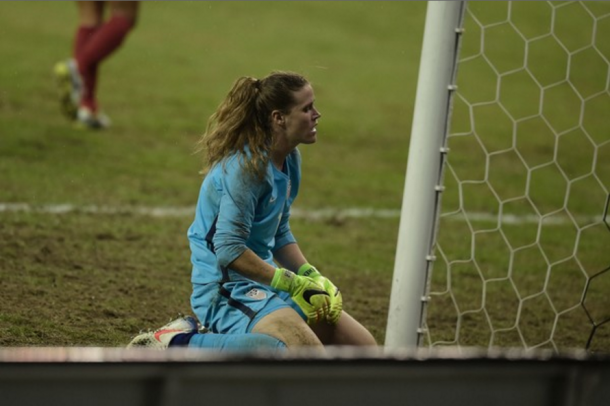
[0,1,421,347]
[1,1,608,353]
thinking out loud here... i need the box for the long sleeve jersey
[187,148,300,284]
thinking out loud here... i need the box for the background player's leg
[75,1,105,28]
[76,1,138,115]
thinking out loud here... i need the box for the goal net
[423,1,610,352]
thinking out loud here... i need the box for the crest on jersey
[245,288,267,300]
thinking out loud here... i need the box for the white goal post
[385,1,465,348]
[385,1,467,349]
[386,0,610,351]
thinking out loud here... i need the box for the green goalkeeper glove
[270,268,330,326]
[297,263,343,325]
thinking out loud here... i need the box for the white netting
[423,1,610,352]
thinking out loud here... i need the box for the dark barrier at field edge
[0,347,608,406]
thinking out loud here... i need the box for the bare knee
[76,1,105,26]
[313,311,378,346]
[108,1,140,24]
[252,308,322,348]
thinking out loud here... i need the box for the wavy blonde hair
[196,71,309,180]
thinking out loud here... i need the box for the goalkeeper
[128,72,376,351]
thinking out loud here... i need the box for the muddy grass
[0,212,392,347]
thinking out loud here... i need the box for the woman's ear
[271,110,285,126]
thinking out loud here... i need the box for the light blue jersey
[188,149,300,285]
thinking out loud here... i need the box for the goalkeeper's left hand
[297,263,343,325]
[270,268,330,326]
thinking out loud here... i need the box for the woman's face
[281,84,321,147]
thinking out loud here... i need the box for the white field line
[0,203,604,225]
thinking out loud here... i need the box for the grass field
[0,1,608,352]
[0,1,420,346]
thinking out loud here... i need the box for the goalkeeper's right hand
[270,268,330,326]
[297,263,343,325]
